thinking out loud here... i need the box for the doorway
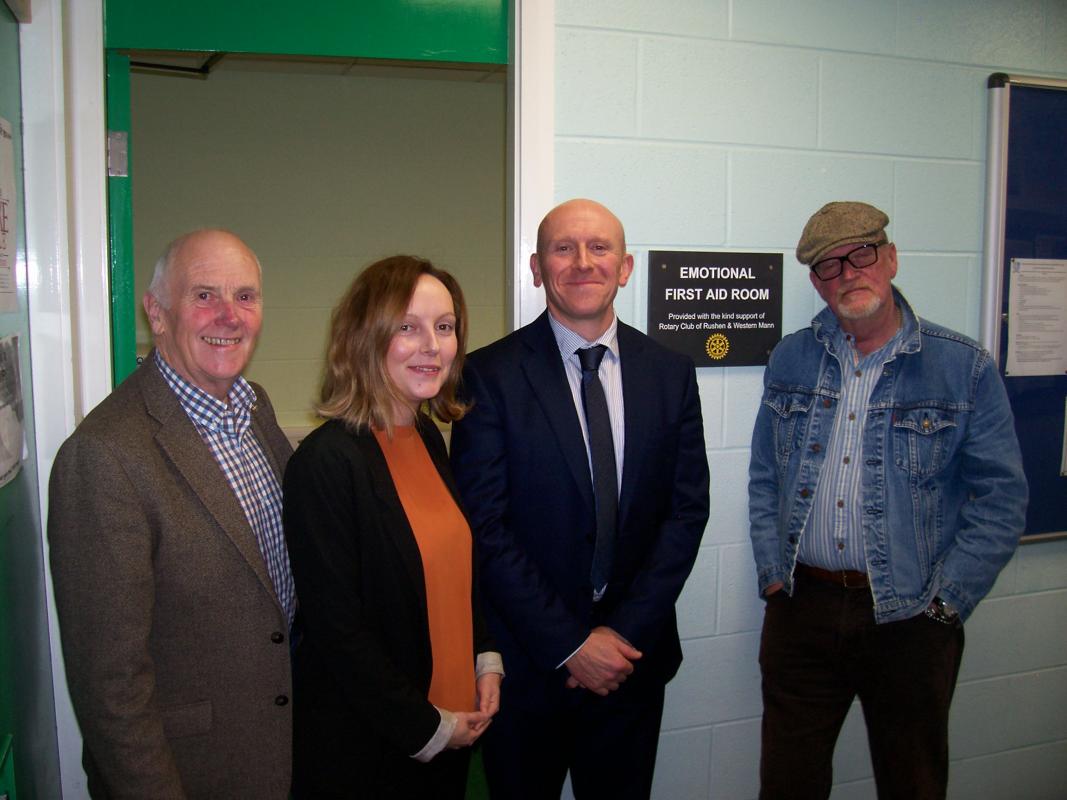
[126,53,507,437]
[28,2,555,797]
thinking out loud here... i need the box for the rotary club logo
[705,333,730,360]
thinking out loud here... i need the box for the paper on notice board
[1005,258,1067,377]
[1062,397,1067,477]
[0,117,16,313]
[0,335,24,487]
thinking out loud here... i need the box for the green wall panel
[104,0,508,64]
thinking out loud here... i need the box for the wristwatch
[924,596,959,625]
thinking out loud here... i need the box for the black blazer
[450,312,711,707]
[282,414,491,792]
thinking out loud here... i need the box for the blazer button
[271,631,285,644]
[799,488,810,498]
[275,695,289,706]
[822,398,832,408]
[811,443,821,453]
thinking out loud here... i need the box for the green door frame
[103,0,508,384]
[105,51,136,382]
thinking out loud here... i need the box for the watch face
[926,598,957,624]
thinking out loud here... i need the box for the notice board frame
[981,72,1067,543]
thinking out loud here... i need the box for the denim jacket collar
[811,286,922,358]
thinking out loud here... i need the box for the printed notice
[1005,258,1067,377]
[1062,397,1067,478]
[0,117,15,313]
[0,335,24,487]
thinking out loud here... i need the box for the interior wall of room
[19,0,1067,797]
[550,1,1067,798]
[130,63,506,433]
[0,6,62,798]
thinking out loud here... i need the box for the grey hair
[147,229,262,309]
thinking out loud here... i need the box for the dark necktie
[577,345,617,600]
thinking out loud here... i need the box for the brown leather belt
[796,562,869,589]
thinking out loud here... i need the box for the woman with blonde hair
[283,255,502,798]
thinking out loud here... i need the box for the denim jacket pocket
[763,389,815,466]
[892,406,958,477]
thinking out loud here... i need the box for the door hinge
[107,131,129,177]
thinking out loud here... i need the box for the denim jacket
[748,289,1027,623]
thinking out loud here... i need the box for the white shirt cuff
[557,634,590,670]
[412,708,455,763]
[476,650,505,679]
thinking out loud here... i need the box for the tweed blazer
[48,356,294,799]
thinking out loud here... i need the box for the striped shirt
[547,313,625,494]
[155,351,296,626]
[797,320,906,572]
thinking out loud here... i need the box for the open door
[103,0,508,385]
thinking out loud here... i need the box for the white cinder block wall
[553,1,1067,798]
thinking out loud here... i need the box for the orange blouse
[374,426,476,712]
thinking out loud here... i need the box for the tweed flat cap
[796,201,890,265]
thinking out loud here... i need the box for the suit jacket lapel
[520,313,596,510]
[618,322,654,525]
[138,360,279,603]
[352,429,429,610]
[249,397,291,484]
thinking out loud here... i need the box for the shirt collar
[812,286,919,356]
[154,350,257,433]
[547,312,620,362]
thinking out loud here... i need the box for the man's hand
[475,672,502,718]
[564,626,642,695]
[764,581,784,597]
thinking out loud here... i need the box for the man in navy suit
[451,198,710,798]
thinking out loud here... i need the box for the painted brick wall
[553,1,1067,797]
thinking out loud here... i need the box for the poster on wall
[1005,258,1067,377]
[647,250,782,367]
[1062,397,1067,478]
[0,335,24,487]
[0,117,16,313]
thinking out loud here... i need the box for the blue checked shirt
[156,351,296,626]
[797,320,907,572]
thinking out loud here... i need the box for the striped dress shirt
[797,320,907,572]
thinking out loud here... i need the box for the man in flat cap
[747,201,1027,798]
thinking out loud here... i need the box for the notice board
[982,73,1067,541]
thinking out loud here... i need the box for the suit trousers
[758,572,964,800]
[483,677,665,800]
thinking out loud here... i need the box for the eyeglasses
[809,242,887,281]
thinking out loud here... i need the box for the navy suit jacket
[450,312,710,706]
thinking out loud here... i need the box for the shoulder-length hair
[317,255,469,433]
